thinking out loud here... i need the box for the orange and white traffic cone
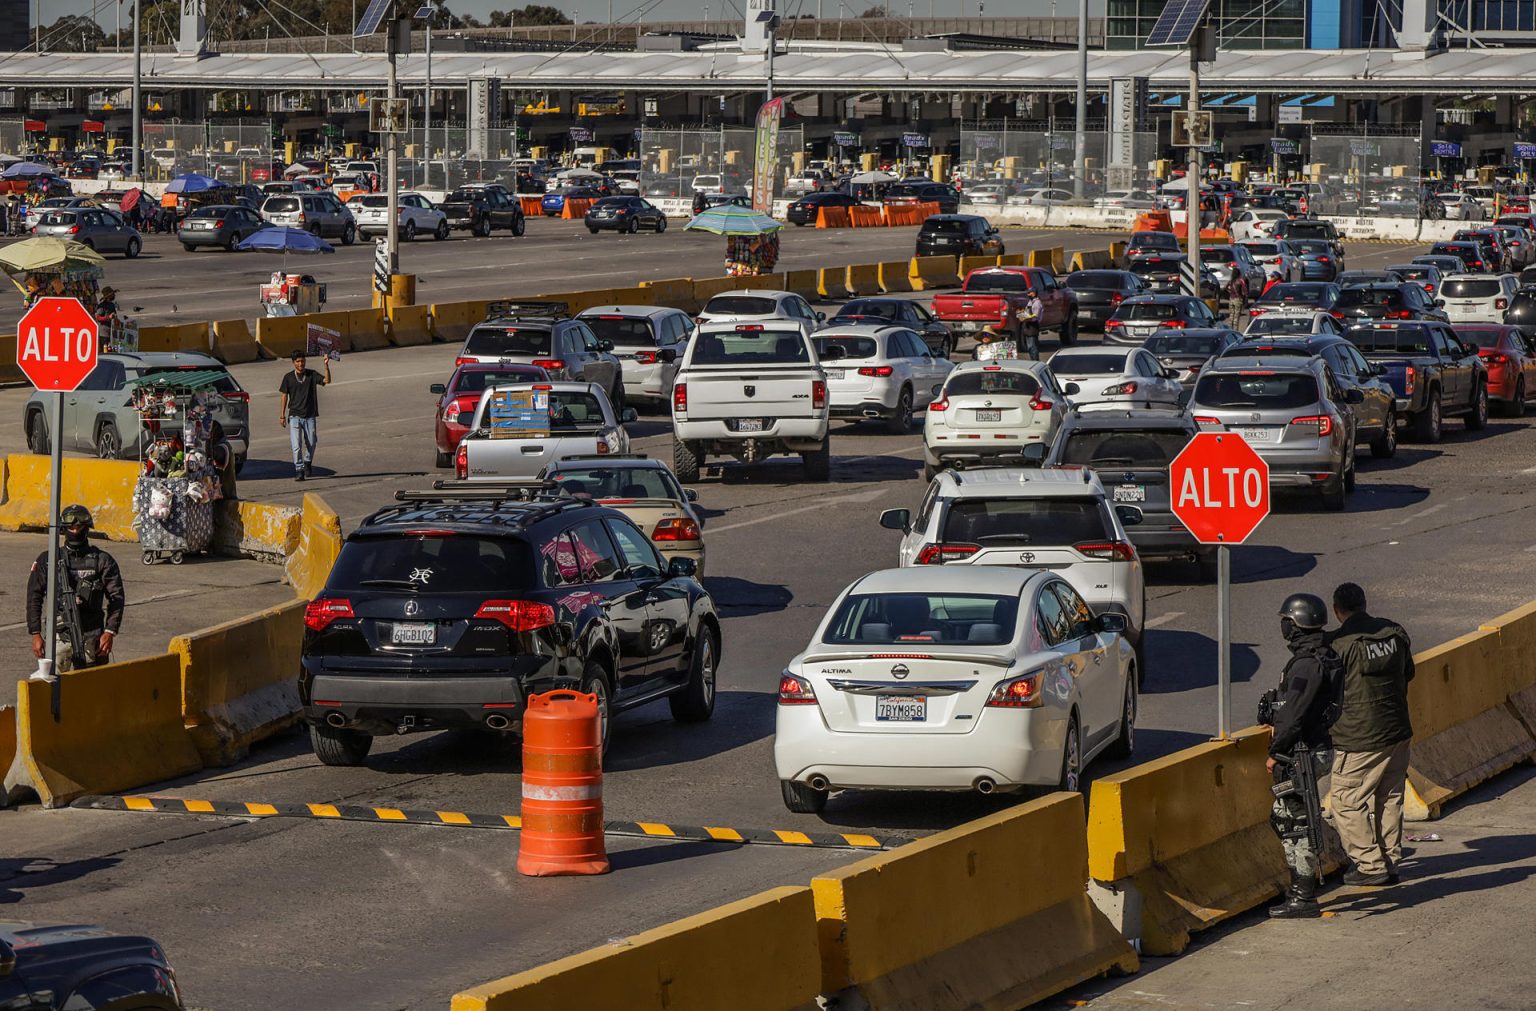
[516,690,609,877]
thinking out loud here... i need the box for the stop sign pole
[1168,432,1271,740]
[17,297,99,686]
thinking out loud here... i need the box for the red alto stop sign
[17,296,99,393]
[1169,432,1271,545]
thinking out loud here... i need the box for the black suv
[882,181,962,215]
[1,923,183,1010]
[915,214,1004,258]
[1330,282,1449,324]
[299,488,721,763]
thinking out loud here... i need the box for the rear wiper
[1088,457,1140,466]
[360,579,421,591]
[974,534,1032,544]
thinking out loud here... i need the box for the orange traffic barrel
[517,690,609,877]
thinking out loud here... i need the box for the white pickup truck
[670,322,832,482]
[455,382,635,481]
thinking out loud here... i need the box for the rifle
[1289,742,1327,885]
[55,553,88,669]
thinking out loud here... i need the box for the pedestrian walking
[26,505,125,672]
[1326,581,1415,887]
[278,351,332,481]
[1260,592,1345,919]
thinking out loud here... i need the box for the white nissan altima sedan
[772,565,1137,813]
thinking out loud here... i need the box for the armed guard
[26,505,125,671]
[1259,592,1344,919]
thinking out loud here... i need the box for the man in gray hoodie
[1326,582,1415,886]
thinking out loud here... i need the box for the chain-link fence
[401,126,522,191]
[1307,131,1425,217]
[137,119,278,184]
[959,125,1160,201]
[638,126,804,201]
[0,118,29,158]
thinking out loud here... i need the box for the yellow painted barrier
[1027,248,1055,268]
[284,492,342,601]
[814,792,1136,1008]
[908,254,960,290]
[211,318,264,364]
[452,886,821,1011]
[387,304,432,347]
[428,300,489,343]
[1108,240,1127,266]
[345,307,390,351]
[2,653,203,809]
[692,275,752,305]
[0,704,15,800]
[845,263,881,297]
[169,599,306,767]
[998,252,1026,266]
[784,268,820,298]
[212,499,301,561]
[639,277,697,313]
[0,455,141,541]
[959,254,1000,276]
[1051,246,1066,273]
[136,322,209,354]
[878,260,912,293]
[1070,249,1113,271]
[255,313,308,359]
[1086,726,1340,956]
[0,333,21,384]
[818,266,852,300]
[752,272,787,291]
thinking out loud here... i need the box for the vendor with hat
[94,287,120,350]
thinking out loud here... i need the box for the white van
[571,146,621,167]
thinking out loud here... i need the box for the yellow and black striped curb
[72,795,916,852]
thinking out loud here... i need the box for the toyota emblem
[890,663,910,680]
[744,385,756,398]
[403,599,419,617]
[1019,551,1036,563]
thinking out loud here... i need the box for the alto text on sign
[1168,432,1270,545]
[17,296,99,392]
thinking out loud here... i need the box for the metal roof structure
[0,46,1530,95]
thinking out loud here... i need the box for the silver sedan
[31,207,142,258]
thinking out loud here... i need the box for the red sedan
[430,362,549,467]
[1454,323,1536,416]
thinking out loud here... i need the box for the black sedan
[1063,269,1150,329]
[1429,240,1493,273]
[826,297,954,355]
[786,191,861,226]
[1,922,183,1009]
[1127,254,1221,300]
[178,204,266,251]
[585,196,668,234]
[1330,282,1449,324]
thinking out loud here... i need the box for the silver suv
[259,192,357,244]
[1188,355,1358,510]
[455,305,624,408]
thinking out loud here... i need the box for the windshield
[1052,353,1128,375]
[1257,283,1335,305]
[332,535,534,594]
[1146,333,1228,356]
[463,326,552,357]
[691,329,809,365]
[549,467,677,500]
[941,497,1109,546]
[1065,271,1129,289]
[943,370,1040,397]
[965,271,1033,293]
[814,336,878,360]
[1131,233,1179,250]
[1059,428,1192,467]
[822,593,1019,646]
[704,295,779,316]
[1194,372,1320,408]
[1121,302,1180,320]
[582,316,656,347]
[1442,279,1502,299]
[1345,326,1432,354]
[451,367,545,393]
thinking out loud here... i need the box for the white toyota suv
[353,191,449,241]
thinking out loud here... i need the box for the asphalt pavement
[6,236,1535,1008]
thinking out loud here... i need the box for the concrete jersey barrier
[0,454,142,541]
[284,492,343,601]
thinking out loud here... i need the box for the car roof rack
[361,481,592,530]
[554,454,650,463]
[485,300,570,323]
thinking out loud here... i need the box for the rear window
[582,316,656,347]
[1194,372,1320,409]
[1336,288,1405,308]
[1244,242,1280,256]
[691,329,809,365]
[1121,302,1179,321]
[477,389,608,432]
[1059,428,1193,467]
[1283,222,1332,238]
[1291,240,1331,255]
[1257,283,1334,305]
[264,197,299,213]
[452,367,544,393]
[1442,279,1502,299]
[965,271,1032,293]
[941,497,1109,547]
[1129,261,1178,276]
[1051,353,1127,375]
[445,189,481,202]
[1065,271,1128,289]
[1243,317,1315,336]
[1392,266,1432,281]
[357,195,388,208]
[1202,248,1235,263]
[1130,233,1179,250]
[463,326,552,357]
[921,219,970,235]
[1145,333,1228,356]
[187,206,227,219]
[331,534,535,594]
[814,336,878,360]
[703,295,779,316]
[837,299,902,320]
[37,211,77,226]
[549,467,676,500]
[822,593,1019,646]
[1345,326,1433,354]
[1455,327,1506,349]
[943,370,1040,397]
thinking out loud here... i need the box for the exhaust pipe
[325,711,346,728]
[485,713,511,731]
[808,775,830,792]
[974,777,996,795]
[863,409,883,419]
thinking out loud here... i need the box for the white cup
[30,658,54,681]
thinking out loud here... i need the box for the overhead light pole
[1073,0,1087,199]
[132,0,142,179]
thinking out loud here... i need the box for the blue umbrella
[164,172,221,194]
[0,161,54,179]
[236,226,335,254]
[684,204,783,235]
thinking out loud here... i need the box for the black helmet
[59,504,94,529]
[1278,592,1328,631]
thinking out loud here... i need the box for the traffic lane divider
[877,260,911,293]
[344,307,390,352]
[70,794,917,850]
[284,492,342,601]
[137,322,209,354]
[254,313,307,359]
[211,318,265,364]
[385,303,431,347]
[0,454,141,541]
[845,263,880,297]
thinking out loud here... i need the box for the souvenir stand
[126,370,228,564]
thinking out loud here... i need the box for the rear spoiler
[803,651,1014,668]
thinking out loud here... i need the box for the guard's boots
[1268,872,1322,919]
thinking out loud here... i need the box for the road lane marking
[1145,612,1186,628]
[1390,503,1446,526]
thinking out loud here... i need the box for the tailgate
[1359,357,1416,397]
[933,294,1007,321]
[682,368,820,417]
[463,435,598,480]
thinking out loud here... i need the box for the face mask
[64,527,89,549]
[1280,616,1300,642]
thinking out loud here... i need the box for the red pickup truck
[930,266,1080,346]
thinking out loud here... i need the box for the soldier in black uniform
[26,505,126,671]
[1260,592,1344,919]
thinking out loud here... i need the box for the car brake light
[857,366,894,377]
[222,390,250,404]
[1193,415,1221,425]
[1105,319,1123,329]
[736,324,765,332]
[633,350,658,364]
[1387,310,1413,319]
[1163,320,1186,329]
[454,356,474,366]
[1404,365,1416,396]
[1290,414,1334,436]
[1249,308,1266,316]
[455,441,468,479]
[531,359,564,372]
[673,382,688,416]
[929,396,948,412]
[652,517,701,542]
[475,600,556,632]
[1074,540,1136,561]
[1110,292,1124,306]
[985,672,1042,708]
[778,673,817,705]
[1329,311,1346,320]
[1103,381,1139,396]
[915,543,980,564]
[1496,298,1509,310]
[812,379,827,409]
[68,225,79,234]
[1318,256,1331,263]
[1424,283,1436,294]
[1485,352,1510,365]
[1030,392,1055,411]
[304,597,354,631]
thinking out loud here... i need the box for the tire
[656,216,667,233]
[1412,392,1442,442]
[581,660,614,753]
[923,461,940,483]
[1106,675,1136,759]
[673,435,701,483]
[1370,409,1397,459]
[1511,380,1528,418]
[433,220,450,241]
[435,449,452,469]
[587,226,599,235]
[181,242,197,252]
[1344,455,1357,492]
[341,223,356,246]
[402,220,416,242]
[512,214,526,236]
[95,422,121,460]
[123,236,140,258]
[1058,713,1083,792]
[668,624,717,722]
[609,382,627,415]
[1321,466,1347,511]
[473,216,492,238]
[309,723,372,767]
[801,438,832,481]
[307,223,322,236]
[885,387,913,434]
[1059,313,1078,347]
[781,778,829,814]
[27,412,48,454]
[626,217,639,235]
[1466,382,1489,431]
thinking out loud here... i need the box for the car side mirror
[1063,382,1082,395]
[1434,299,1446,307]
[657,348,677,363]
[429,383,446,395]
[816,311,827,322]
[879,508,911,532]
[667,556,698,578]
[1345,388,1365,404]
[1374,363,1389,377]
[1162,368,1179,379]
[1094,611,1129,634]
[1115,505,1145,527]
[1022,442,1048,466]
[599,339,615,352]
[621,407,639,424]
[684,488,699,502]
